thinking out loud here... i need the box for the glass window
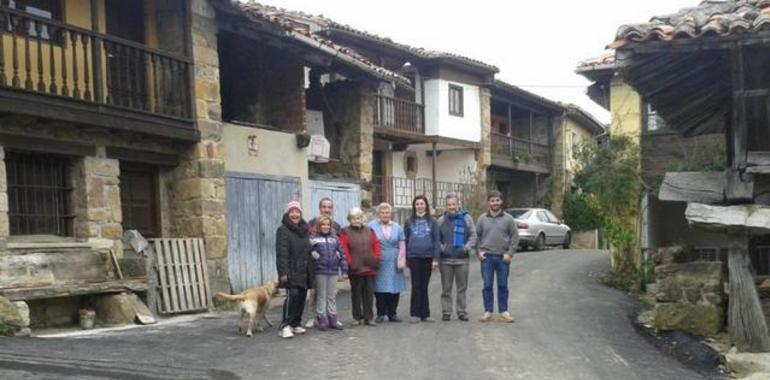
[545,210,560,223]
[508,209,532,218]
[449,84,464,117]
[645,103,668,132]
[536,211,549,223]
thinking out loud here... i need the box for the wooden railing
[0,6,193,120]
[374,94,425,134]
[491,133,551,168]
[372,175,480,209]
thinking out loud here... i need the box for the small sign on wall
[247,135,258,156]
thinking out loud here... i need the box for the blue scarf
[449,211,467,248]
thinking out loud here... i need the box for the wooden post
[731,45,747,170]
[431,142,438,208]
[91,0,103,103]
[507,102,512,137]
[728,229,770,352]
[528,111,534,154]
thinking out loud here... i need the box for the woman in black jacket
[276,200,314,339]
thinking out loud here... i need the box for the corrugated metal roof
[612,0,770,47]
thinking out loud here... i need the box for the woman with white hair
[339,207,381,326]
[368,202,407,323]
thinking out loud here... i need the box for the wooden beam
[731,45,748,169]
[685,203,770,232]
[0,279,148,301]
[727,229,770,352]
[658,172,726,203]
[747,151,770,166]
[106,147,179,167]
[0,134,96,157]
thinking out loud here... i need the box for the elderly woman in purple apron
[368,202,407,323]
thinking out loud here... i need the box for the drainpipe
[432,142,438,209]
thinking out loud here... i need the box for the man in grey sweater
[475,190,518,323]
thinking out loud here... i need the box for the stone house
[580,0,770,351]
[0,0,227,328]
[237,6,501,215]
[489,81,604,214]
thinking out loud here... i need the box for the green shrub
[0,323,15,337]
[563,192,603,232]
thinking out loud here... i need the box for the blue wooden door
[226,172,301,292]
[310,181,360,227]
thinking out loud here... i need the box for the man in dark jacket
[437,194,477,322]
[276,201,314,339]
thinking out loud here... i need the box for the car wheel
[562,232,571,249]
[534,233,545,251]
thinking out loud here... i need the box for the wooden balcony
[491,133,551,173]
[373,94,427,142]
[0,7,196,141]
[371,175,480,209]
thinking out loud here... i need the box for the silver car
[506,208,572,251]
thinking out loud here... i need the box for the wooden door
[225,173,301,292]
[120,165,159,238]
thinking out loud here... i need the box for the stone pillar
[173,0,228,294]
[0,147,8,250]
[358,87,375,203]
[72,157,123,254]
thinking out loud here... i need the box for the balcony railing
[374,94,424,135]
[0,6,192,121]
[372,175,480,209]
[491,133,551,169]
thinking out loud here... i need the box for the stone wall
[72,157,123,253]
[477,88,492,186]
[307,80,375,201]
[179,0,228,294]
[653,247,725,336]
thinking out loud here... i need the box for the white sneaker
[291,326,307,335]
[479,312,493,322]
[304,318,315,329]
[279,326,294,339]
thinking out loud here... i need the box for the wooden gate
[226,172,301,293]
[310,180,360,225]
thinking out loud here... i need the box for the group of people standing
[274,191,519,339]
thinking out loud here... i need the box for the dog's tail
[215,292,246,301]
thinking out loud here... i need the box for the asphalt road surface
[0,249,714,380]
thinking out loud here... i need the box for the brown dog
[216,282,277,337]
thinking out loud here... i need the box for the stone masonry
[72,156,123,254]
[178,0,228,295]
[653,246,725,336]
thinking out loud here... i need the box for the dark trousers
[350,276,374,321]
[281,287,307,328]
[375,292,400,318]
[408,257,433,318]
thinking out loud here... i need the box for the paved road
[0,250,714,380]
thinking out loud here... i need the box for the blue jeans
[481,254,509,313]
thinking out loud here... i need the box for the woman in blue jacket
[404,195,440,323]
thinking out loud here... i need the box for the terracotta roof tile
[232,1,498,73]
[613,0,770,47]
[231,1,410,85]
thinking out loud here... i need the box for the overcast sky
[259,0,699,124]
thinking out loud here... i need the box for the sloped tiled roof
[224,1,410,85]
[322,22,499,73]
[576,50,616,73]
[612,0,770,47]
[229,1,498,74]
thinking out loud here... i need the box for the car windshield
[508,209,532,218]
